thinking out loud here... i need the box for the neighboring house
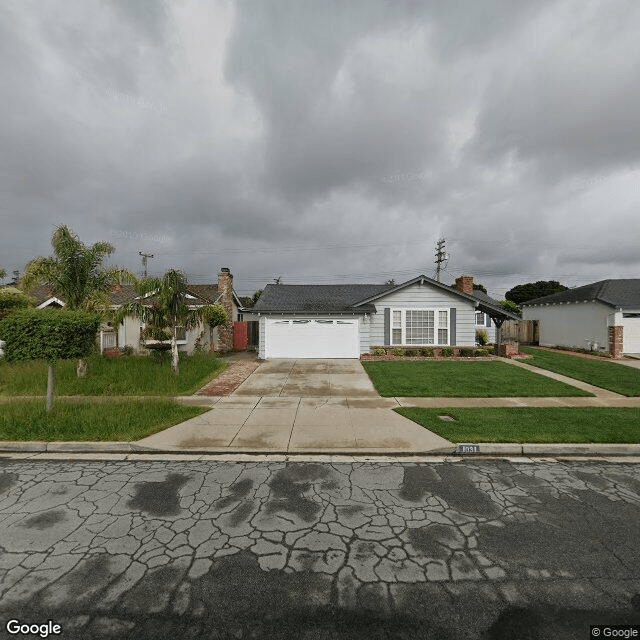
[521,279,640,358]
[23,268,242,354]
[245,275,518,359]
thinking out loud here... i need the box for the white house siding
[522,301,611,351]
[368,283,477,348]
[258,315,266,359]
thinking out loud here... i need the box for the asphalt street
[1,458,639,639]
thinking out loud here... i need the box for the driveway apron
[137,359,452,453]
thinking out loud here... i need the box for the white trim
[37,297,65,309]
[390,307,450,346]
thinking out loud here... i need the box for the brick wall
[608,325,623,359]
[454,276,474,295]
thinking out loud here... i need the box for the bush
[421,348,434,357]
[441,348,455,357]
[405,348,421,357]
[392,348,405,356]
[372,348,386,356]
[0,309,101,363]
[458,347,475,357]
[0,288,34,320]
[475,329,489,346]
[475,348,491,356]
[122,345,134,357]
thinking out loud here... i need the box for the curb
[2,442,640,457]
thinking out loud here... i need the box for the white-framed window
[475,311,485,326]
[390,308,449,345]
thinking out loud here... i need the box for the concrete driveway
[232,359,379,396]
[137,359,453,454]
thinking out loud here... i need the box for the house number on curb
[457,444,480,454]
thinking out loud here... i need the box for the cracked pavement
[1,459,640,638]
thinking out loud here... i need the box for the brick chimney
[217,267,234,351]
[454,275,474,295]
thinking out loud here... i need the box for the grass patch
[396,407,640,443]
[0,353,228,396]
[0,399,208,441]
[362,361,592,397]
[520,347,640,396]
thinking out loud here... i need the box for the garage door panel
[622,316,640,353]
[265,318,360,358]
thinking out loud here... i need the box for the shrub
[475,348,491,356]
[458,347,475,357]
[392,348,405,356]
[405,348,421,357]
[0,287,34,320]
[122,345,134,357]
[372,348,386,356]
[441,348,455,357]
[475,329,489,346]
[421,348,434,357]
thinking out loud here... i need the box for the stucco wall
[522,301,611,351]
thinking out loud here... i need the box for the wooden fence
[501,320,538,344]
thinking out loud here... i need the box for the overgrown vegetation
[0,352,227,396]
[0,399,207,441]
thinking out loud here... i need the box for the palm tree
[114,269,225,374]
[21,225,136,376]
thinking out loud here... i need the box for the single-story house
[521,279,640,357]
[244,275,518,359]
[22,268,241,354]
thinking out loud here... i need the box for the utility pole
[434,238,448,282]
[138,251,154,278]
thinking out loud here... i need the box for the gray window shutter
[486,315,491,327]
[384,308,390,345]
[449,308,456,345]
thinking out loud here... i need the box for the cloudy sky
[1,0,639,298]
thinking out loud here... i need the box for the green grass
[0,353,228,396]
[520,347,640,396]
[0,399,208,441]
[396,407,640,443]
[361,361,592,397]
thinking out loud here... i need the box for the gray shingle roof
[252,284,394,314]
[523,279,640,308]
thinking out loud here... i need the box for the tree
[0,268,5,281]
[21,225,136,376]
[114,269,222,374]
[0,287,34,319]
[473,283,487,294]
[239,290,263,308]
[499,299,521,316]
[505,281,568,305]
[0,309,100,412]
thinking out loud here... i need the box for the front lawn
[396,407,640,443]
[0,353,227,396]
[519,347,640,396]
[362,361,593,397]
[0,399,208,441]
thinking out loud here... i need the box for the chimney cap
[220,267,231,273]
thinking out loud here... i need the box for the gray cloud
[1,0,639,296]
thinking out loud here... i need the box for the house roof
[522,279,640,309]
[252,284,395,314]
[18,283,235,308]
[251,277,520,320]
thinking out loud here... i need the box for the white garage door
[265,318,360,358]
[622,314,640,353]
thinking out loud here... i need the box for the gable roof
[251,275,520,320]
[522,279,640,309]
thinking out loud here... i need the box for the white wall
[368,282,477,347]
[522,301,611,351]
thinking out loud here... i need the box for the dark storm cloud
[1,0,638,296]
